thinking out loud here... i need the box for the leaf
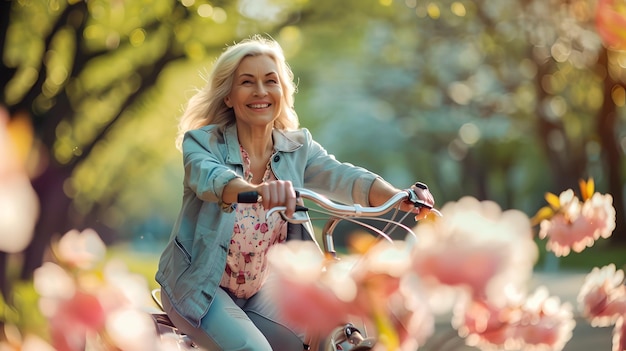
[579,178,595,201]
[544,192,561,210]
[531,206,555,226]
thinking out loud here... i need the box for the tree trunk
[534,59,586,192]
[19,164,73,279]
[596,49,626,245]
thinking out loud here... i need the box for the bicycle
[150,185,439,351]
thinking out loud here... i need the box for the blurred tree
[520,0,626,244]
[289,0,625,245]
[0,0,305,288]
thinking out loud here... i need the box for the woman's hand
[407,182,435,220]
[369,179,436,220]
[256,180,298,218]
[223,179,297,217]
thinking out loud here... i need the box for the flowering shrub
[577,264,626,351]
[534,178,615,257]
[264,180,620,351]
[31,228,165,351]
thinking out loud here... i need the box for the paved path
[421,271,614,351]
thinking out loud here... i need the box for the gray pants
[161,282,307,351]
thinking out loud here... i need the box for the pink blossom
[0,108,39,254]
[33,229,164,350]
[348,240,434,349]
[454,287,575,351]
[54,228,107,270]
[265,239,435,347]
[259,222,269,233]
[266,241,353,335]
[411,196,538,304]
[34,262,76,301]
[349,240,412,315]
[578,264,626,327]
[387,276,435,349]
[48,290,106,351]
[106,308,161,351]
[538,190,615,257]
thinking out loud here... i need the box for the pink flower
[348,240,434,349]
[54,228,107,270]
[539,190,615,257]
[48,290,106,351]
[578,264,626,327]
[34,262,76,301]
[266,241,352,335]
[349,240,413,314]
[34,229,163,350]
[0,108,39,254]
[512,288,576,350]
[105,308,161,351]
[259,222,269,233]
[411,196,538,304]
[387,276,435,350]
[454,287,575,350]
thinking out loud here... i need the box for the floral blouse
[219,146,288,298]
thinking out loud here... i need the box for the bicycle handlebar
[236,187,441,221]
[237,186,441,258]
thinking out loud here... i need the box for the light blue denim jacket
[155,123,380,327]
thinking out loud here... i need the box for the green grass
[106,243,161,290]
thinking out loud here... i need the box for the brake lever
[265,205,309,223]
[406,189,443,217]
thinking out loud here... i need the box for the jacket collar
[224,123,302,164]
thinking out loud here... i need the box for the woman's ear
[224,96,232,108]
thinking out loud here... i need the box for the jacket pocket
[174,236,192,264]
[156,236,192,290]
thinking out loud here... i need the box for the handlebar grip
[237,191,260,203]
[236,191,307,212]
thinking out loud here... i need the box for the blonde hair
[175,34,299,150]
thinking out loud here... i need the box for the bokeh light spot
[451,2,466,17]
[197,4,213,18]
[427,3,441,19]
[459,123,481,145]
[129,28,146,47]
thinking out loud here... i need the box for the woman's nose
[253,82,267,96]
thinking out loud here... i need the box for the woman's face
[225,54,283,129]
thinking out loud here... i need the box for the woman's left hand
[404,182,435,220]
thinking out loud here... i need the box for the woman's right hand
[256,180,298,218]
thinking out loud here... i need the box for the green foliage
[0,281,48,339]
[2,0,625,244]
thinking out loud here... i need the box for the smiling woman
[154,34,436,351]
